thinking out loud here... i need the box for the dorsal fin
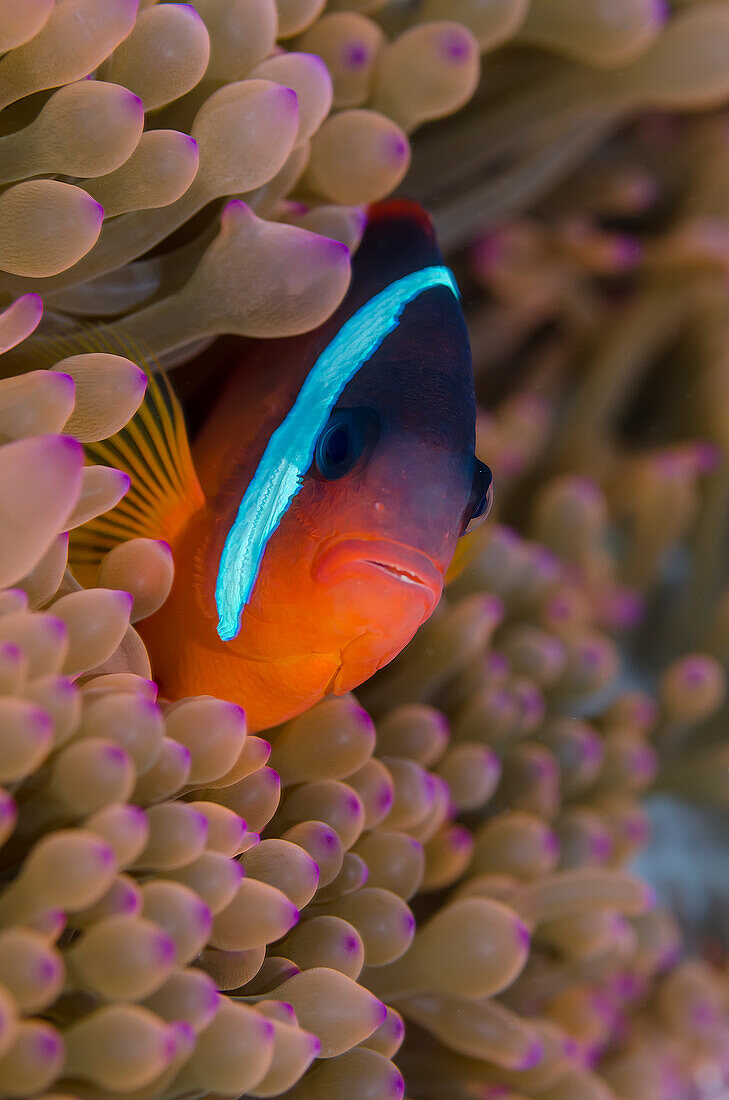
[34,326,208,585]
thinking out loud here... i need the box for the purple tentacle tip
[562,1035,580,1060]
[173,1020,197,1046]
[122,886,140,913]
[156,933,177,964]
[164,1031,179,1061]
[38,955,60,984]
[378,785,394,812]
[115,588,134,611]
[542,829,560,856]
[681,656,711,687]
[391,1014,405,1040]
[38,1030,61,1060]
[58,434,82,456]
[642,882,657,909]
[591,833,613,860]
[451,825,473,851]
[328,237,351,258]
[278,1001,296,1020]
[0,793,17,822]
[97,842,116,868]
[30,707,53,738]
[344,42,368,68]
[652,0,670,23]
[689,1000,719,1028]
[390,1069,405,1098]
[197,899,213,932]
[519,1037,545,1070]
[693,439,723,474]
[104,743,128,765]
[439,28,472,62]
[182,3,206,24]
[54,371,75,393]
[356,706,374,730]
[386,133,409,162]
[281,86,299,111]
[581,733,604,764]
[625,815,649,844]
[435,710,450,734]
[515,920,531,950]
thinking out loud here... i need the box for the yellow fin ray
[36,327,209,585]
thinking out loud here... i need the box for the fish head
[203,200,492,700]
[223,420,491,694]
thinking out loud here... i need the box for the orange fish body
[80,202,492,731]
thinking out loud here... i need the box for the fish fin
[57,327,206,585]
[4,318,132,370]
[445,526,489,586]
[366,198,436,239]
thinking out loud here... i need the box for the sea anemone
[0,0,480,361]
[2,2,729,1100]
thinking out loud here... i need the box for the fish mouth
[314,537,443,611]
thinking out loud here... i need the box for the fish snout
[313,537,443,615]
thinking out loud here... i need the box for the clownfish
[73,200,493,731]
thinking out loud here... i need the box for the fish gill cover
[1,2,729,1100]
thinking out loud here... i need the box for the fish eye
[461,459,494,535]
[315,408,377,480]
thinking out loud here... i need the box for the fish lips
[313,536,444,614]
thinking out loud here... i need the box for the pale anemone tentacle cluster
[0,0,481,365]
[0,311,388,1099]
[0,302,727,1100]
[360,516,729,1098]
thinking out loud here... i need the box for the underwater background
[2,1,729,1098]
